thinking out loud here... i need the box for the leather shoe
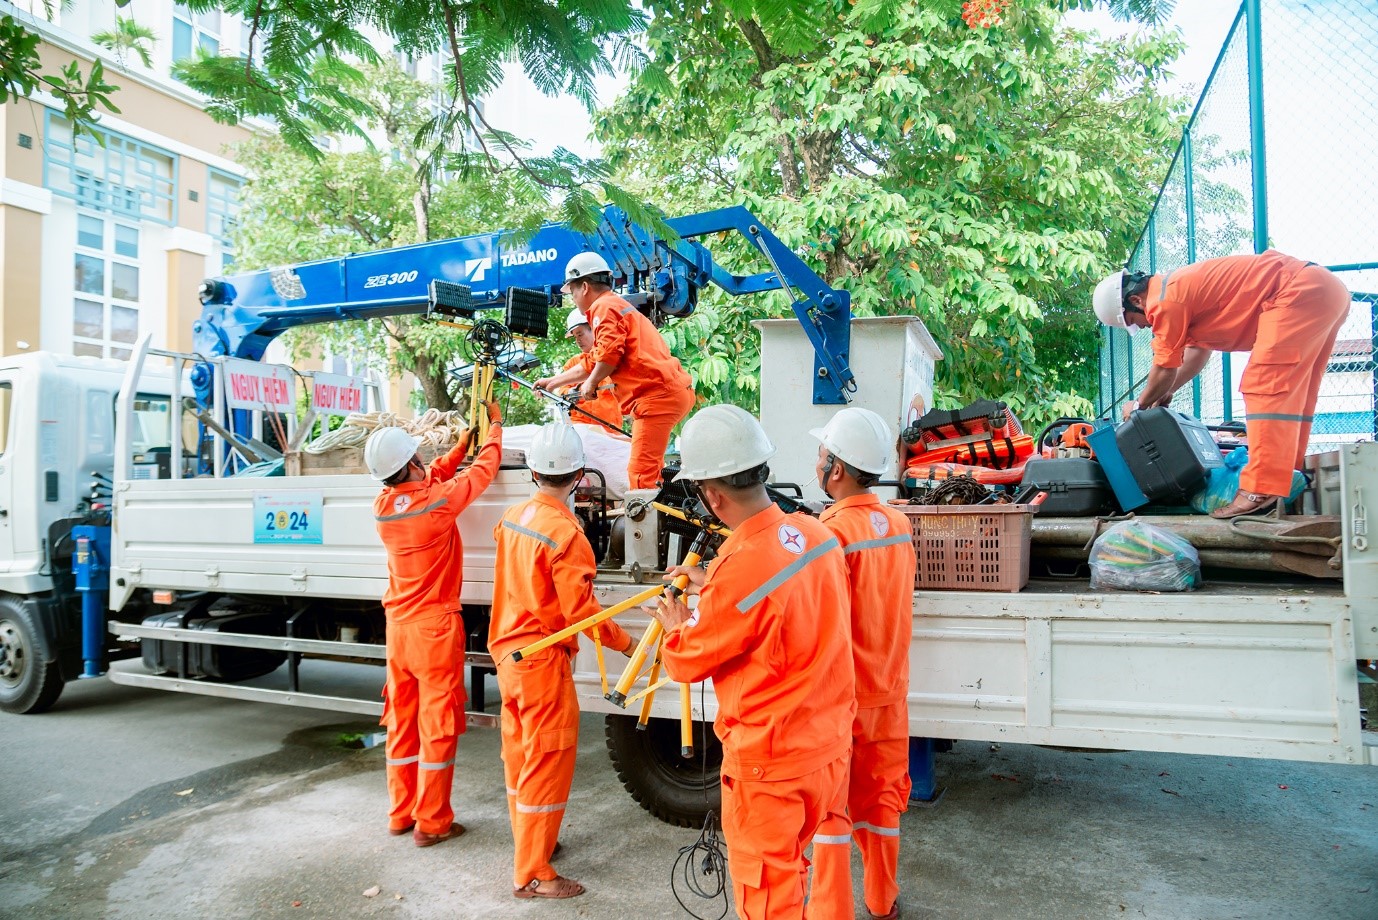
[388,822,415,836]
[1210,490,1283,519]
[413,822,465,848]
[869,903,900,920]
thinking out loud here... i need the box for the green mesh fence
[1099,0,1378,453]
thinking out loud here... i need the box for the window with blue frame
[43,112,177,224]
[207,168,242,273]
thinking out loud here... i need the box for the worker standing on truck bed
[365,402,504,847]
[534,253,695,490]
[557,308,624,431]
[808,408,916,920]
[1094,251,1351,518]
[490,422,636,900]
[651,405,855,920]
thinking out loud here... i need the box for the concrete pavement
[1,671,1375,919]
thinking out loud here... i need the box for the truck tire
[605,713,721,827]
[0,598,65,714]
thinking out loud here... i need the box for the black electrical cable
[669,679,728,920]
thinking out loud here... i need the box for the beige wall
[165,247,207,353]
[1,99,46,187]
[3,41,258,358]
[36,44,254,192]
[0,206,44,357]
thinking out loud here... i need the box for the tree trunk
[411,351,457,413]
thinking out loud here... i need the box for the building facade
[0,0,266,360]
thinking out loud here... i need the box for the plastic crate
[897,504,1033,592]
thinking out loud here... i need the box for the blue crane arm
[194,205,856,404]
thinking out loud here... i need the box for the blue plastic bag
[1188,447,1305,514]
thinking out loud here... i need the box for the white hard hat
[527,422,585,476]
[675,405,775,482]
[364,426,419,481]
[561,251,612,293]
[1093,271,1127,328]
[564,308,589,336]
[809,407,894,475]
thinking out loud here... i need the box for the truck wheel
[605,714,721,827]
[0,598,65,714]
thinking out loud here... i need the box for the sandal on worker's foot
[514,876,585,900]
[412,822,465,848]
[1210,490,1284,520]
[388,822,415,837]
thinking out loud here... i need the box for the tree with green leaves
[92,16,158,70]
[229,60,565,415]
[599,0,1187,428]
[2,7,121,135]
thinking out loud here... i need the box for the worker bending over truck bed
[365,403,503,847]
[490,423,636,900]
[536,253,695,490]
[652,405,855,920]
[1094,250,1351,518]
[557,308,625,431]
[809,408,918,920]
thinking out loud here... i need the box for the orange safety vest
[559,352,624,430]
[662,504,855,782]
[1144,249,1313,369]
[818,494,915,709]
[586,290,692,417]
[374,435,502,624]
[489,492,632,663]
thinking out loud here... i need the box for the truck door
[0,378,14,569]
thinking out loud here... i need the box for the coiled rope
[302,408,470,454]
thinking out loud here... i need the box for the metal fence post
[1182,126,1204,416]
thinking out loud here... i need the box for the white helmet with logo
[1093,271,1127,329]
[364,426,419,481]
[675,405,776,482]
[809,407,894,475]
[527,422,585,476]
[561,251,613,293]
[564,308,589,336]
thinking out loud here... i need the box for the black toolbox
[1114,408,1225,504]
[141,609,287,681]
[1018,458,1118,516]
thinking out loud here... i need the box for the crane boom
[194,204,856,404]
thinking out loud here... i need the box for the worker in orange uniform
[1094,251,1351,518]
[650,405,855,920]
[365,402,503,847]
[557,308,624,432]
[534,252,695,490]
[808,408,916,920]
[490,422,636,900]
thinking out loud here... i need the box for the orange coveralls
[374,433,503,836]
[1144,250,1351,496]
[559,352,624,431]
[661,505,856,920]
[586,290,695,490]
[490,492,633,890]
[811,495,917,919]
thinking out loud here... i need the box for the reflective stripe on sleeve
[736,538,840,613]
[376,498,450,523]
[842,534,912,555]
[502,520,559,550]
